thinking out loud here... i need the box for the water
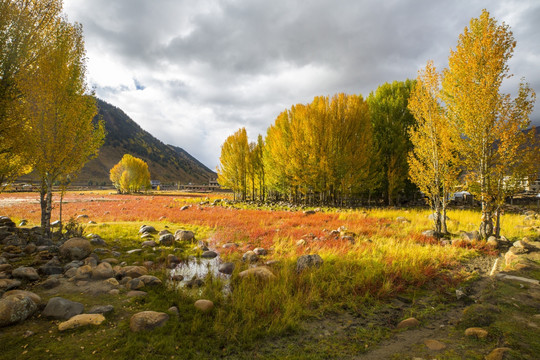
[169,254,232,294]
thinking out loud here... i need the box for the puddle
[169,254,232,294]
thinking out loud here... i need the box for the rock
[59,238,92,260]
[120,266,148,278]
[303,210,316,215]
[397,317,420,329]
[496,273,540,286]
[485,348,512,360]
[3,290,41,305]
[0,216,15,227]
[41,277,60,289]
[0,264,11,272]
[185,278,205,288]
[42,297,84,320]
[175,229,195,242]
[23,243,37,254]
[76,214,89,220]
[464,327,488,339]
[19,220,28,227]
[139,225,157,235]
[138,275,162,286]
[180,205,190,211]
[222,243,238,249]
[424,339,446,350]
[102,258,119,265]
[422,230,437,237]
[242,251,258,263]
[218,262,235,275]
[253,248,268,256]
[64,268,77,278]
[396,216,410,223]
[238,266,276,281]
[296,254,323,272]
[130,311,169,332]
[84,256,99,268]
[140,233,154,239]
[194,299,214,312]
[461,231,480,241]
[487,236,499,247]
[0,294,37,327]
[141,240,158,248]
[58,314,105,331]
[158,230,171,236]
[74,265,93,280]
[0,279,21,291]
[92,262,114,279]
[296,239,306,246]
[88,305,114,315]
[126,290,147,298]
[104,278,119,286]
[201,250,218,259]
[89,235,106,246]
[159,233,175,246]
[167,254,180,267]
[460,304,500,328]
[38,258,64,275]
[126,249,142,254]
[126,278,145,290]
[170,274,184,281]
[168,306,179,316]
[12,266,40,281]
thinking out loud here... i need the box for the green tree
[17,18,105,234]
[109,154,151,194]
[368,80,416,205]
[442,9,536,238]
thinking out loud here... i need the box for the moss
[459,304,501,328]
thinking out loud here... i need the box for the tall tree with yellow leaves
[442,9,536,239]
[110,154,151,194]
[408,61,459,234]
[18,18,105,234]
[217,128,249,200]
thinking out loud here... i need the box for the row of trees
[0,0,105,234]
[110,154,151,194]
[408,10,538,238]
[218,10,539,239]
[218,89,416,206]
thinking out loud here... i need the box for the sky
[62,0,540,170]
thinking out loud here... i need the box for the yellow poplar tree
[109,154,151,194]
[442,9,536,239]
[216,128,249,200]
[18,18,105,234]
[408,61,459,234]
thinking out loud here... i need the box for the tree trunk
[40,176,53,236]
[441,205,448,234]
[433,202,442,234]
[494,206,501,238]
[479,201,493,239]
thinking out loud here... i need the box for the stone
[126,278,145,290]
[88,305,114,315]
[84,256,99,268]
[487,236,499,247]
[185,278,205,288]
[102,258,119,265]
[138,275,162,286]
[424,339,446,350]
[168,306,179,316]
[201,250,218,259]
[296,254,323,272]
[180,205,190,211]
[296,239,306,246]
[167,254,180,267]
[139,225,157,234]
[58,314,105,331]
[120,266,148,278]
[222,243,239,249]
[140,233,154,239]
[130,311,169,332]
[42,297,84,320]
[194,299,214,312]
[41,277,60,289]
[104,278,119,286]
[461,231,480,241]
[12,266,40,281]
[141,240,158,248]
[126,290,147,297]
[174,229,195,242]
[64,268,77,278]
[465,327,488,339]
[19,220,28,227]
[23,243,37,254]
[0,264,11,272]
[496,273,540,286]
[159,233,175,246]
[59,238,92,260]
[460,304,500,328]
[396,216,410,223]
[38,258,64,275]
[485,348,512,360]
[242,251,259,263]
[0,294,37,327]
[253,247,268,256]
[89,235,107,246]
[422,230,437,237]
[158,230,171,236]
[218,262,235,275]
[92,262,114,279]
[74,265,93,280]
[126,249,142,254]
[3,290,41,305]
[0,279,21,291]
[303,210,316,215]
[238,266,276,281]
[170,274,184,281]
[397,317,420,329]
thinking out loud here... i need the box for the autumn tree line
[0,0,105,234]
[218,10,540,239]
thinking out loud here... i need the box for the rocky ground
[0,213,539,359]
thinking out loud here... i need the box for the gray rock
[253,248,268,256]
[88,305,114,315]
[59,238,92,260]
[12,267,40,281]
[201,250,218,259]
[296,254,323,272]
[39,258,63,275]
[141,240,158,247]
[174,229,195,242]
[42,297,84,320]
[89,235,106,246]
[242,251,258,263]
[422,230,437,237]
[0,294,37,327]
[92,262,114,279]
[159,234,175,246]
[130,311,168,332]
[139,225,157,235]
[126,249,142,254]
[138,275,162,286]
[185,278,204,288]
[126,278,145,290]
[41,277,61,289]
[218,262,235,275]
[0,279,21,291]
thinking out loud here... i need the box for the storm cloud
[63,0,540,169]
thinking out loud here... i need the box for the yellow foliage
[110,154,151,193]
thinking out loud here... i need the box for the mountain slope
[77,99,216,185]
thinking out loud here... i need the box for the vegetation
[110,154,151,193]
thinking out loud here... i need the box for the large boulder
[119,266,148,278]
[58,314,105,331]
[0,294,37,327]
[238,266,276,281]
[296,254,323,272]
[130,311,169,332]
[92,262,114,279]
[139,225,157,235]
[59,238,92,260]
[174,229,195,242]
[42,297,84,320]
[158,233,175,246]
[3,290,41,305]
[0,279,21,291]
[218,262,235,275]
[12,266,40,281]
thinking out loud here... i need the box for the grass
[0,191,539,359]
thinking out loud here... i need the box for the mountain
[76,99,216,185]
